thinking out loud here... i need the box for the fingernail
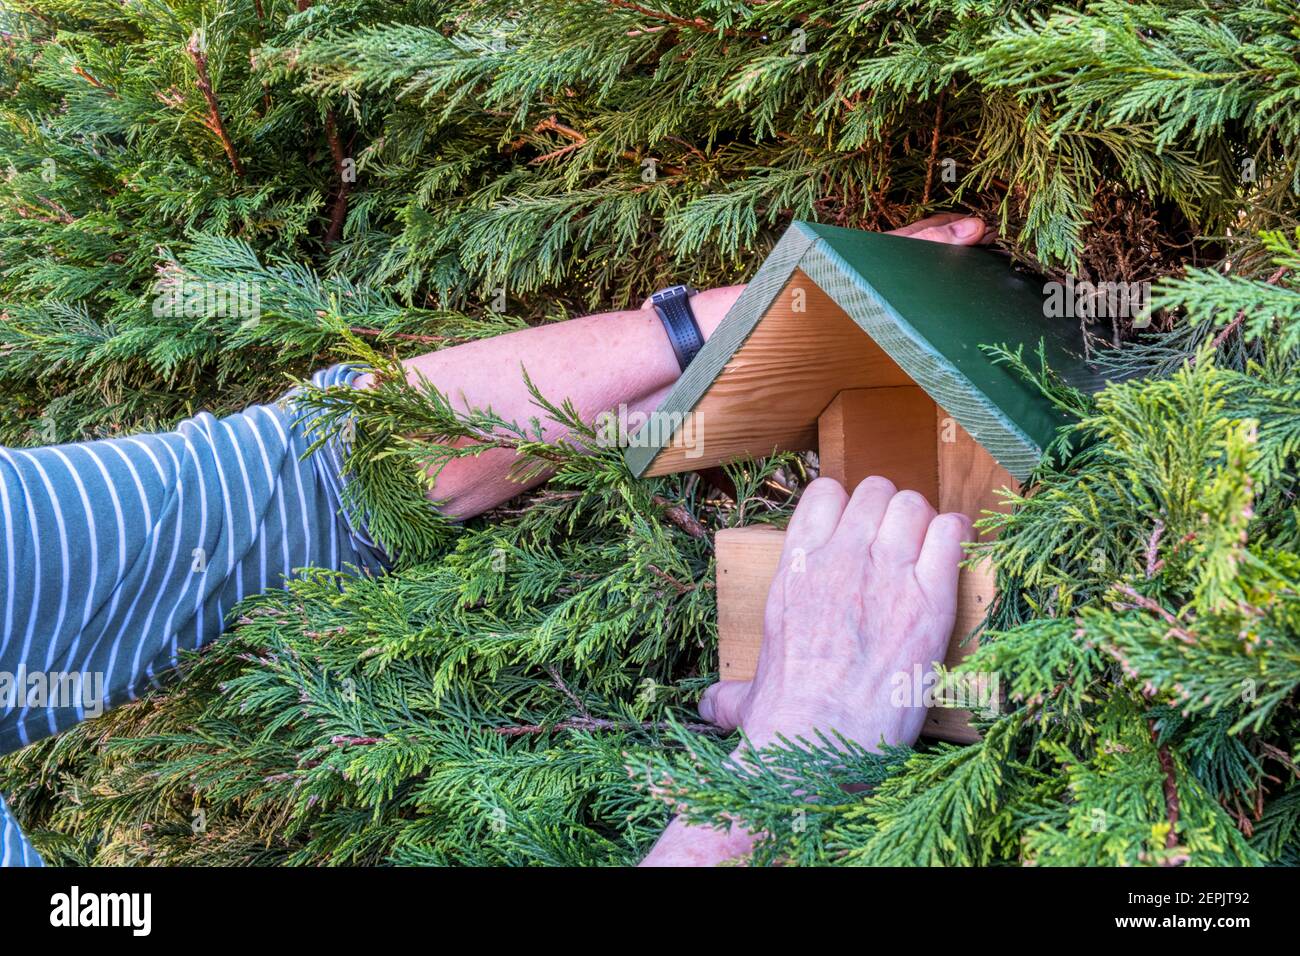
[952,218,983,240]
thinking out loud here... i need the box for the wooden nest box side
[625,222,1105,743]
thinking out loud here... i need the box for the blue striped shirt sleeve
[0,364,388,865]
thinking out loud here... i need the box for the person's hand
[698,476,973,752]
[884,211,991,245]
[653,213,990,343]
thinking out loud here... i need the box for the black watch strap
[651,284,703,372]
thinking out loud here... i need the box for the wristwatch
[650,284,704,372]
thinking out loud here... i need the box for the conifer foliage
[1,0,1298,865]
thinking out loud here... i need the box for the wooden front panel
[929,405,1017,738]
[716,525,784,682]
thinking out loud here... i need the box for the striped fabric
[0,365,388,866]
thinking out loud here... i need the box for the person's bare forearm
[356,287,742,519]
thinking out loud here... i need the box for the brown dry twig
[605,0,762,37]
[922,88,947,206]
[324,108,351,243]
[493,717,723,737]
[1144,519,1165,579]
[1150,721,1185,862]
[1206,265,1290,355]
[185,32,245,177]
[646,564,711,594]
[347,326,452,345]
[72,64,115,95]
[651,494,708,539]
[1112,584,1196,644]
[529,115,686,175]
[546,665,595,720]
[34,195,74,224]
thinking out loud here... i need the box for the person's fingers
[888,212,965,237]
[698,680,751,731]
[910,216,986,246]
[830,475,896,550]
[914,512,972,607]
[869,490,936,568]
[782,477,848,560]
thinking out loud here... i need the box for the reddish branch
[72,64,115,95]
[922,88,947,205]
[530,115,685,175]
[348,326,451,345]
[651,494,708,539]
[250,0,270,110]
[1144,519,1165,579]
[186,34,245,177]
[34,195,74,223]
[545,665,592,718]
[1206,265,1290,355]
[646,564,709,594]
[1150,722,1184,860]
[1112,585,1189,861]
[290,1,354,241]
[605,0,757,37]
[493,717,722,737]
[324,109,352,243]
[495,667,724,738]
[529,116,589,164]
[1112,584,1196,644]
[1020,674,1070,719]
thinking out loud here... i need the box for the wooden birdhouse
[625,221,1106,742]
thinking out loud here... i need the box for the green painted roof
[626,220,1109,481]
